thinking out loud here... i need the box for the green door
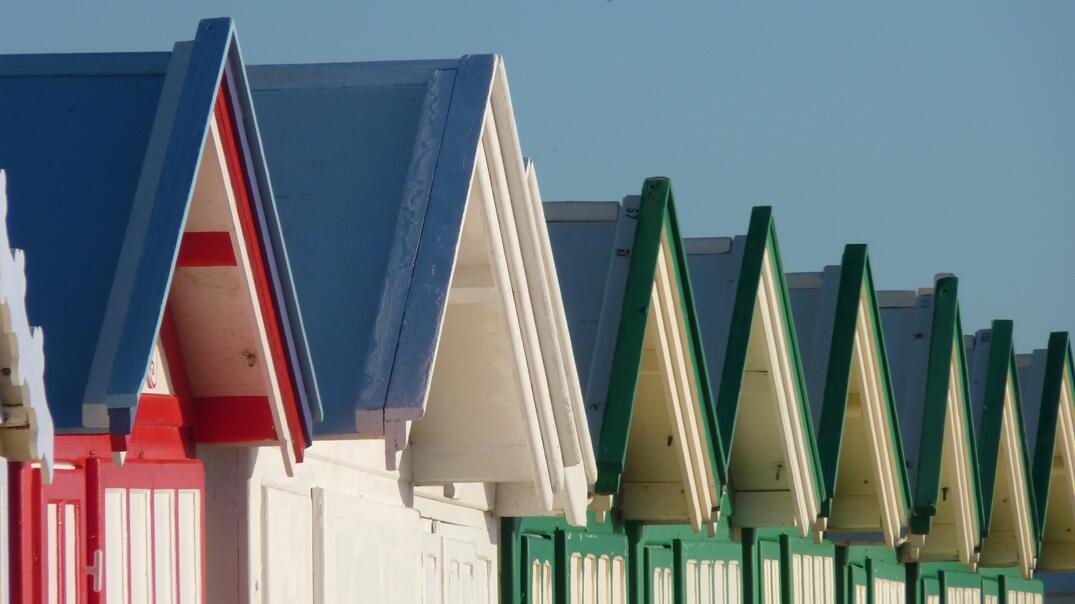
[644,545,675,604]
[562,531,628,604]
[920,578,940,604]
[676,539,743,603]
[939,570,981,604]
[866,559,905,604]
[523,535,556,604]
[759,540,783,604]
[847,564,867,604]
[981,577,999,604]
[998,575,1043,604]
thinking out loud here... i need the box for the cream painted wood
[105,489,129,604]
[917,346,980,566]
[840,289,908,546]
[169,119,296,472]
[524,163,597,486]
[177,490,201,604]
[945,587,980,604]
[763,559,782,604]
[375,61,592,525]
[732,251,820,535]
[569,552,627,604]
[984,377,1037,576]
[104,487,194,604]
[1043,371,1075,556]
[685,558,741,604]
[203,438,502,603]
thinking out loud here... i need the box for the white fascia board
[1000,373,1037,577]
[651,236,719,530]
[945,344,980,568]
[759,248,820,537]
[852,284,909,547]
[524,163,597,487]
[0,170,54,480]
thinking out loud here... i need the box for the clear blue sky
[4,2,1072,349]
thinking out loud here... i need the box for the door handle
[86,548,104,593]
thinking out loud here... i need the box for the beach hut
[965,321,1040,581]
[504,177,731,604]
[687,206,829,604]
[1017,332,1075,599]
[876,277,983,604]
[0,169,55,602]
[0,18,319,602]
[198,55,593,602]
[965,321,1043,604]
[786,244,913,604]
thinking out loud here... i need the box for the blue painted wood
[223,30,323,435]
[383,54,495,425]
[249,56,501,437]
[1,53,168,432]
[0,19,320,440]
[96,18,233,434]
[786,266,842,429]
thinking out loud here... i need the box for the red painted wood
[214,81,307,461]
[176,231,237,267]
[191,395,277,443]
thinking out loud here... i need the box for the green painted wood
[816,245,911,519]
[595,177,725,499]
[1028,332,1074,546]
[910,277,984,538]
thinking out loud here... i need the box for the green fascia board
[1027,332,1074,545]
[595,177,726,500]
[710,205,826,506]
[812,244,912,519]
[908,277,985,537]
[969,320,1040,551]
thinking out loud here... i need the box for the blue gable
[0,19,319,442]
[248,56,495,437]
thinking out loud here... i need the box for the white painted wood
[0,170,53,476]
[105,489,130,604]
[130,489,153,604]
[154,490,178,604]
[47,504,58,604]
[203,437,503,603]
[261,485,313,603]
[63,505,76,604]
[177,489,201,604]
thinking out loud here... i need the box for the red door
[40,463,90,604]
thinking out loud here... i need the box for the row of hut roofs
[0,17,1070,604]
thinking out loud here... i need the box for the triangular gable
[545,177,725,531]
[966,320,1037,577]
[0,170,54,478]
[250,56,593,523]
[786,244,911,547]
[877,276,983,567]
[0,19,319,473]
[686,206,824,539]
[1018,332,1075,571]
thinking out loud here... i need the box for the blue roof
[0,18,319,438]
[248,56,497,436]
